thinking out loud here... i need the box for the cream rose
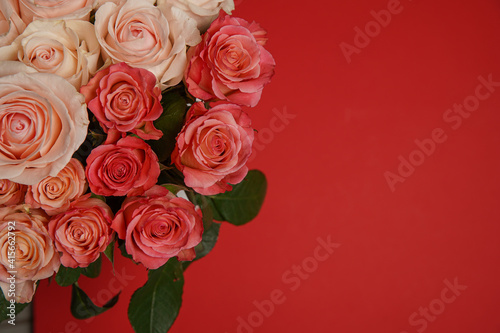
[95,0,201,89]
[0,205,60,303]
[25,159,87,216]
[0,0,25,47]
[158,0,234,32]
[0,62,89,185]
[18,0,95,24]
[0,19,101,89]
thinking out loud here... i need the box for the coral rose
[172,102,253,195]
[111,186,203,269]
[0,180,26,206]
[80,62,163,140]
[0,62,89,185]
[94,0,201,89]
[25,158,87,216]
[85,136,160,196]
[48,195,114,268]
[185,13,275,107]
[0,205,60,303]
[0,19,101,89]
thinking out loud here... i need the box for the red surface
[34,0,500,332]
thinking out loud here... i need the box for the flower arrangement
[0,0,275,331]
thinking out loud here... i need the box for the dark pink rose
[48,195,114,268]
[80,62,163,141]
[111,186,203,269]
[171,102,254,195]
[185,12,275,107]
[85,136,160,196]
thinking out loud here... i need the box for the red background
[34,0,500,332]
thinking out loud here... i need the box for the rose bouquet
[0,0,275,331]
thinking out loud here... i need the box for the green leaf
[183,222,220,270]
[81,256,102,278]
[207,170,267,225]
[104,240,115,266]
[118,240,134,261]
[128,258,184,333]
[0,290,30,323]
[161,183,189,195]
[148,91,189,162]
[56,265,82,287]
[71,284,120,319]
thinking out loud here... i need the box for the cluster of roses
[0,0,275,304]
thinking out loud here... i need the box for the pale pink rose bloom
[48,195,114,268]
[94,0,201,90]
[171,102,254,195]
[158,0,234,32]
[0,19,101,89]
[0,0,25,47]
[25,159,87,216]
[111,186,203,269]
[0,205,60,303]
[0,180,27,206]
[18,0,95,24]
[0,62,89,185]
[185,13,275,107]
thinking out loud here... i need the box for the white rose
[0,62,89,185]
[18,0,96,24]
[0,20,101,89]
[0,0,25,47]
[95,0,201,90]
[158,0,234,32]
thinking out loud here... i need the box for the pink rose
[0,205,60,303]
[185,13,275,107]
[172,102,253,195]
[48,195,114,268]
[94,0,201,89]
[0,0,25,47]
[18,0,95,24]
[0,62,89,185]
[111,186,203,269]
[25,158,87,216]
[80,63,163,141]
[85,136,160,196]
[0,180,27,206]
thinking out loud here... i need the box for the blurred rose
[48,195,114,268]
[0,0,25,47]
[172,102,253,195]
[86,136,160,196]
[111,185,203,269]
[18,0,95,24]
[80,62,163,140]
[158,0,234,32]
[185,13,275,107]
[94,0,201,89]
[0,62,89,185]
[0,19,101,89]
[26,159,87,216]
[0,180,26,206]
[0,205,60,303]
